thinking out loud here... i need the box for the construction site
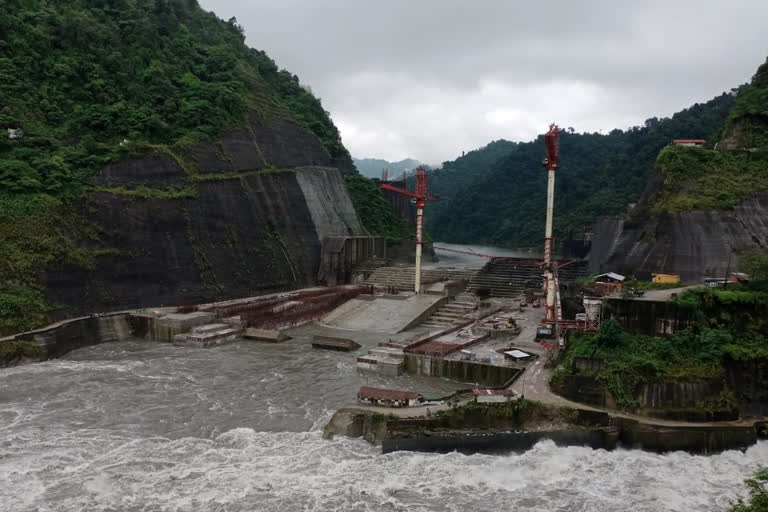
[5,123,764,457]
[112,125,599,409]
[6,124,598,402]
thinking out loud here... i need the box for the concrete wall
[556,373,738,421]
[327,404,758,455]
[602,298,695,336]
[320,236,387,285]
[403,354,520,387]
[295,166,363,240]
[2,313,134,365]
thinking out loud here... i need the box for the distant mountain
[353,157,422,179]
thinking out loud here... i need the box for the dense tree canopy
[0,0,351,333]
[0,0,349,195]
[425,94,734,248]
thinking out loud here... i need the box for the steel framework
[543,124,560,326]
[380,166,437,294]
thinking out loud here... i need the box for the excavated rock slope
[590,192,768,280]
[43,119,362,319]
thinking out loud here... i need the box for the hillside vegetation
[0,0,351,333]
[344,175,412,244]
[426,94,734,247]
[647,57,768,215]
[557,283,768,409]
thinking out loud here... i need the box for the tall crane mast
[543,124,560,325]
[379,166,436,294]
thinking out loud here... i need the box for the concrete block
[159,311,216,329]
[244,328,290,343]
[312,335,361,351]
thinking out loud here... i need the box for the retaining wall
[403,354,520,387]
[1,313,134,365]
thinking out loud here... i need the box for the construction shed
[472,389,516,404]
[594,272,625,294]
[357,386,421,408]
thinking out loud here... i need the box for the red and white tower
[543,124,560,325]
[379,166,436,294]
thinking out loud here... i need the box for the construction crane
[379,166,437,294]
[542,123,560,326]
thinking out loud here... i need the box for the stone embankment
[323,400,764,455]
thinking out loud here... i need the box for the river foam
[2,426,764,511]
[1,336,764,511]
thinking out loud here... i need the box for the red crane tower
[543,124,560,325]
[379,166,437,294]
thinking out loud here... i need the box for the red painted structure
[380,166,437,294]
[202,285,371,330]
[543,124,560,326]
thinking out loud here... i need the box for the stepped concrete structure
[350,257,391,282]
[364,266,477,292]
[421,294,477,329]
[468,259,588,298]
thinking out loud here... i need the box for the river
[431,242,542,268]
[1,325,765,511]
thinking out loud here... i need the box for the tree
[740,249,768,282]
[731,467,768,512]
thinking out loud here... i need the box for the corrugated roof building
[357,386,421,408]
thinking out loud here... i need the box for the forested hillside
[426,94,734,248]
[0,0,355,332]
[425,139,518,218]
[0,0,351,197]
[587,57,768,280]
[628,57,768,219]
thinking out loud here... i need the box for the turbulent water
[1,325,764,511]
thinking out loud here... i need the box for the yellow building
[652,273,680,284]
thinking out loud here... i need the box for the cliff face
[590,192,768,280]
[42,119,362,320]
[590,57,768,280]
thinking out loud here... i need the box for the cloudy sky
[200,0,767,165]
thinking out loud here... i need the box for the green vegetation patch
[94,185,198,200]
[0,339,42,365]
[343,175,414,244]
[189,168,293,182]
[558,283,768,409]
[724,57,768,151]
[0,194,96,334]
[730,467,768,512]
[0,0,348,197]
[653,145,768,214]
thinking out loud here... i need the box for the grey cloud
[200,0,768,163]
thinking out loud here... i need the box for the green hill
[426,94,735,248]
[645,57,768,217]
[0,0,354,333]
[0,0,351,196]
